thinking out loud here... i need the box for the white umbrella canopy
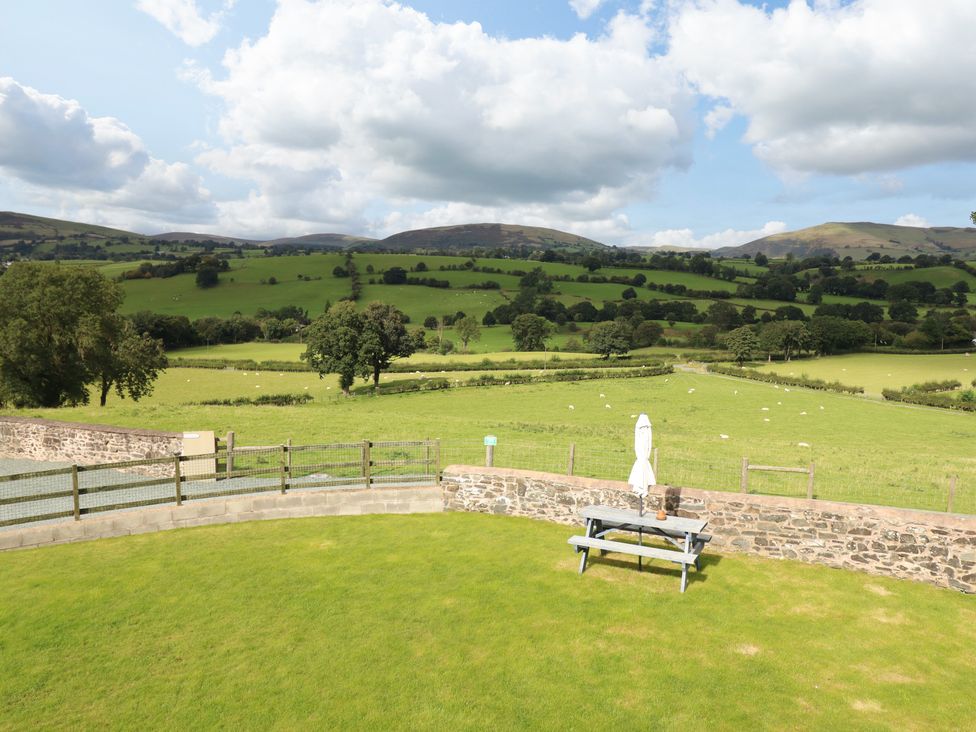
[627,413,655,499]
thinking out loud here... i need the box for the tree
[382,267,407,285]
[302,302,363,394]
[759,320,810,361]
[481,311,497,327]
[808,316,872,355]
[0,263,165,407]
[621,287,637,300]
[753,252,769,267]
[632,320,663,348]
[455,316,482,350]
[889,301,918,323]
[706,301,742,331]
[195,267,219,288]
[588,321,630,359]
[423,316,438,329]
[511,314,554,351]
[91,321,168,406]
[359,302,416,386]
[725,326,761,365]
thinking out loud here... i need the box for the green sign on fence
[483,435,497,447]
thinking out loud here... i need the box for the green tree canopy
[724,326,761,365]
[759,320,810,361]
[588,321,630,359]
[0,263,166,407]
[301,301,415,393]
[510,314,554,351]
[454,316,482,350]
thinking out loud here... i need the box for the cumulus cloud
[0,77,148,190]
[669,0,976,176]
[0,77,214,229]
[196,0,693,237]
[646,220,788,250]
[894,213,929,228]
[569,0,606,19]
[135,0,234,46]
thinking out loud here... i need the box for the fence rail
[1,435,972,530]
[0,440,440,529]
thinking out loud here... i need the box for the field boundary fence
[438,440,973,516]
[0,439,440,529]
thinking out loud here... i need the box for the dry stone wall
[0,417,182,466]
[442,465,976,593]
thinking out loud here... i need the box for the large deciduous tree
[510,314,554,351]
[454,315,482,351]
[0,263,166,407]
[301,301,415,394]
[724,326,761,365]
[588,321,630,359]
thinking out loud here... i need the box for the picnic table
[568,505,710,593]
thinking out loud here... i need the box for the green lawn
[0,513,971,730]
[7,370,975,513]
[756,353,976,396]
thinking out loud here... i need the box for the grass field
[861,265,976,290]
[1,513,972,730]
[756,353,976,396]
[7,368,974,513]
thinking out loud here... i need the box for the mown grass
[7,370,975,513]
[756,353,976,396]
[1,513,972,730]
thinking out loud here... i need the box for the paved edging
[0,485,444,551]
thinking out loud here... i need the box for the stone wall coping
[441,465,976,530]
[0,415,182,439]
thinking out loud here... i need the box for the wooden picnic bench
[568,505,710,593]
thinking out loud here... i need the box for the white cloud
[135,0,234,46]
[645,220,788,250]
[195,0,693,238]
[0,77,148,190]
[669,0,976,176]
[569,0,606,20]
[894,213,929,228]
[0,77,214,230]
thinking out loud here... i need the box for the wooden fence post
[807,462,815,500]
[225,430,235,478]
[486,444,494,468]
[740,457,749,494]
[279,444,288,494]
[174,456,183,506]
[363,440,372,488]
[71,465,80,520]
[567,443,576,476]
[947,475,957,513]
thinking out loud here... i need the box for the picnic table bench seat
[568,535,698,566]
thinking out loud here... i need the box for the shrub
[707,364,864,394]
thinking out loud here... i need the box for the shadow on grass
[577,545,723,589]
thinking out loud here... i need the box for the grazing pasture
[0,514,971,730]
[756,353,976,396]
[9,369,974,513]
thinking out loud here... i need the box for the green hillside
[0,211,143,245]
[373,223,610,253]
[718,222,976,259]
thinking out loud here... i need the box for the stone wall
[0,485,443,551]
[0,417,182,465]
[442,465,976,593]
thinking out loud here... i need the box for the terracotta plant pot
[656,509,667,521]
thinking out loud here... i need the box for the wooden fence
[0,439,440,529]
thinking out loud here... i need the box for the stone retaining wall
[442,465,976,593]
[0,417,181,465]
[0,485,443,551]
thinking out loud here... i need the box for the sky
[0,0,974,248]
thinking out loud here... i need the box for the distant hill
[370,223,610,253]
[0,211,143,244]
[263,233,378,250]
[149,231,263,246]
[715,222,976,259]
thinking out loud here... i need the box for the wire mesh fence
[439,440,972,515]
[0,440,439,529]
[1,436,971,531]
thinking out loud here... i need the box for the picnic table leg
[681,531,691,592]
[578,518,594,575]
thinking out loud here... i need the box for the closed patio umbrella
[627,413,655,570]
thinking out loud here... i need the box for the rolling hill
[371,223,610,253]
[0,211,143,244]
[716,222,976,259]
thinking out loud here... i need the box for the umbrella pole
[638,496,644,572]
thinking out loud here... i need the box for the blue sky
[1,0,973,247]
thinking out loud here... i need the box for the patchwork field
[0,514,971,730]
